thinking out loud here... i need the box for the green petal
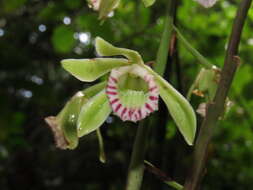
[95,37,143,64]
[61,58,129,82]
[142,0,156,7]
[77,89,112,137]
[144,65,196,145]
[45,82,106,149]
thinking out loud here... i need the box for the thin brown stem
[184,1,252,190]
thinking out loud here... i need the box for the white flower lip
[106,64,159,122]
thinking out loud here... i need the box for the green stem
[154,0,175,76]
[96,129,106,163]
[184,0,252,189]
[125,1,176,190]
[125,120,150,190]
[173,25,214,69]
[165,181,184,190]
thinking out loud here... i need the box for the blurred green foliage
[0,0,253,190]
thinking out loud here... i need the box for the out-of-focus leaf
[64,0,81,9]
[77,90,112,137]
[233,65,252,94]
[2,0,27,13]
[52,25,76,53]
[37,2,66,21]
[142,0,156,7]
[61,58,129,82]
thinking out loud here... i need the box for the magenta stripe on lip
[106,65,159,122]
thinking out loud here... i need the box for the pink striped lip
[106,91,117,95]
[107,85,117,89]
[110,98,119,104]
[106,65,159,122]
[149,96,159,101]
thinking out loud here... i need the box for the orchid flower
[45,37,196,149]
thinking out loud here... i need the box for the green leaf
[45,82,106,149]
[142,0,156,7]
[61,58,129,82]
[64,0,81,9]
[95,37,143,64]
[52,25,76,53]
[77,90,112,137]
[144,65,196,145]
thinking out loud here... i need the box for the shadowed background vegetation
[1,0,253,189]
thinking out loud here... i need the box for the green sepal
[142,0,156,7]
[45,93,82,150]
[144,65,196,145]
[77,89,112,137]
[61,58,129,82]
[45,82,106,149]
[98,0,120,20]
[95,37,143,65]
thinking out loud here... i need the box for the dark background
[1,0,253,189]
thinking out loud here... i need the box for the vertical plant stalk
[184,0,252,190]
[154,0,175,76]
[125,120,149,190]
[125,1,175,190]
